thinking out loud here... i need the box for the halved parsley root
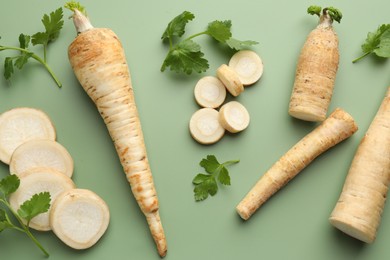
[228,50,264,86]
[66,7,167,256]
[194,76,226,108]
[219,101,250,133]
[329,88,390,243]
[288,6,342,122]
[189,108,225,144]
[9,139,73,177]
[9,167,76,231]
[236,108,357,220]
[50,189,110,250]
[216,64,244,97]
[0,107,56,164]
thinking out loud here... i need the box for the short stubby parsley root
[236,108,357,220]
[329,87,390,243]
[189,108,225,144]
[66,7,167,257]
[218,101,250,133]
[217,64,244,97]
[288,6,342,122]
[0,107,56,164]
[228,50,264,86]
[194,76,226,108]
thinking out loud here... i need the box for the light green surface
[1,0,390,259]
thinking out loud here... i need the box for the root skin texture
[236,108,358,220]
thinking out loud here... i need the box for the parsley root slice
[329,88,390,243]
[219,101,250,133]
[194,76,226,108]
[189,108,225,144]
[9,167,76,231]
[50,188,110,250]
[0,107,56,164]
[216,64,244,97]
[228,50,264,86]
[9,139,73,178]
[288,7,341,122]
[236,108,357,220]
[67,9,167,257]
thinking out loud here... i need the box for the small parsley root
[216,64,244,97]
[189,108,225,144]
[219,101,250,133]
[0,107,56,164]
[228,50,264,86]
[66,4,167,257]
[236,108,357,220]
[50,189,110,249]
[9,139,74,178]
[288,6,342,122]
[194,76,226,108]
[329,87,390,243]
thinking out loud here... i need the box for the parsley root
[66,7,167,257]
[288,6,342,122]
[194,76,226,108]
[228,50,264,86]
[216,64,244,97]
[218,101,250,133]
[236,108,357,220]
[329,88,390,243]
[189,108,225,144]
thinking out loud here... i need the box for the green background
[1,0,390,259]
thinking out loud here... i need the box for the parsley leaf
[18,192,50,223]
[0,175,20,197]
[353,24,390,63]
[192,155,239,201]
[161,11,258,75]
[0,209,13,232]
[64,1,87,16]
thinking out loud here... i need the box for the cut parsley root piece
[50,189,110,250]
[228,50,264,86]
[9,139,74,177]
[189,108,225,144]
[219,101,250,133]
[0,108,56,164]
[194,76,226,108]
[9,167,75,231]
[216,64,244,97]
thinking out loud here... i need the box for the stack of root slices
[190,50,263,144]
[0,107,110,250]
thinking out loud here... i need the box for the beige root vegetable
[288,7,341,122]
[0,107,56,164]
[329,87,390,243]
[50,188,110,250]
[9,167,76,231]
[228,50,264,86]
[67,10,167,256]
[194,76,226,108]
[216,64,244,97]
[236,108,357,220]
[189,108,225,144]
[10,139,73,177]
[219,101,250,133]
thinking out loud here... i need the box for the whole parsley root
[330,87,390,243]
[236,108,357,220]
[65,2,167,257]
[288,6,342,122]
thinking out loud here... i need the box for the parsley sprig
[161,11,258,75]
[307,5,342,23]
[0,7,64,87]
[192,155,239,201]
[0,175,51,257]
[352,24,390,63]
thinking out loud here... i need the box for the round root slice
[194,76,227,108]
[219,101,250,133]
[228,50,264,86]
[9,168,76,231]
[189,108,225,144]
[216,64,244,97]
[0,107,56,164]
[10,139,74,177]
[50,189,110,250]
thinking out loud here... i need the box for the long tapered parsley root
[236,108,357,220]
[288,6,342,122]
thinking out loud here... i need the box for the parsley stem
[186,31,208,41]
[352,51,372,63]
[0,45,62,88]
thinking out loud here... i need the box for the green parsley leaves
[307,5,342,24]
[0,175,51,257]
[161,11,258,75]
[192,155,239,201]
[0,7,64,87]
[353,24,390,63]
